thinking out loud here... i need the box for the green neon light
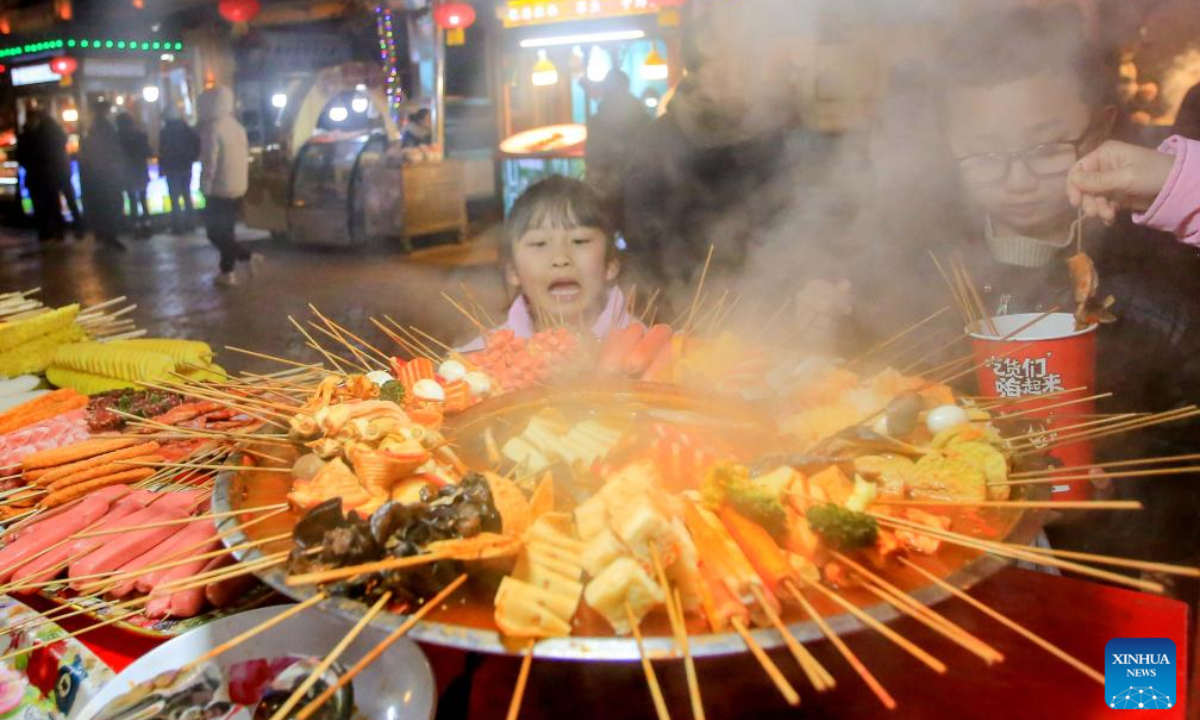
[104,40,113,48]
[139,42,148,50]
[152,41,160,49]
[117,41,125,48]
[80,40,89,47]
[66,39,75,47]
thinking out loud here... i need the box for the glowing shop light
[351,96,369,113]
[641,46,668,81]
[271,93,287,109]
[531,50,558,87]
[519,30,644,49]
[141,85,160,102]
[328,105,348,122]
[61,108,79,122]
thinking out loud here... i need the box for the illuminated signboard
[501,0,661,28]
[11,62,61,86]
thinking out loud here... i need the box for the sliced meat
[0,492,112,583]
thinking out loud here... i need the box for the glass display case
[288,132,401,247]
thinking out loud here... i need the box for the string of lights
[374,4,403,123]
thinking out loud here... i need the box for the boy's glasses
[956,135,1088,186]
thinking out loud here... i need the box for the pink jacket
[458,286,631,352]
[1134,135,1200,246]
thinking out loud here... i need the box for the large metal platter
[214,382,1049,661]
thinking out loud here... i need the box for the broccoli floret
[805,503,878,551]
[701,463,792,539]
[379,380,406,405]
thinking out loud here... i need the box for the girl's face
[506,225,619,325]
[945,71,1110,238]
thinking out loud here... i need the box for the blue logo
[1105,638,1176,710]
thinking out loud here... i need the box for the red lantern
[433,2,475,46]
[433,2,476,30]
[49,56,77,75]
[218,0,260,24]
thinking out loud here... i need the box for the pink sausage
[0,493,113,583]
[68,508,189,589]
[136,520,218,593]
[117,519,216,597]
[205,555,256,609]
[143,538,222,618]
[147,489,208,514]
[10,500,146,592]
[65,501,161,561]
[169,553,233,619]
[8,485,132,541]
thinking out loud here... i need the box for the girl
[462,176,630,351]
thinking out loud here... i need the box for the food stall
[243,62,467,250]
[493,0,679,207]
[0,31,197,218]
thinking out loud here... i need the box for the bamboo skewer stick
[899,558,1104,684]
[225,346,335,375]
[1009,452,1200,477]
[672,587,708,719]
[989,392,1111,421]
[869,513,1164,593]
[371,317,423,359]
[783,583,896,710]
[286,550,452,586]
[294,575,468,720]
[290,315,353,373]
[1002,543,1200,578]
[871,498,1142,510]
[830,552,1003,665]
[115,460,292,473]
[180,593,330,674]
[308,304,394,365]
[156,550,289,594]
[1012,407,1200,454]
[626,603,673,720]
[72,503,287,539]
[308,321,382,372]
[1001,413,1139,441]
[797,579,946,674]
[506,640,537,720]
[749,584,835,691]
[730,616,801,707]
[267,591,394,720]
[442,292,490,335]
[851,306,952,367]
[682,245,716,337]
[993,465,1200,487]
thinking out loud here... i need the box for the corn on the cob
[0,324,86,377]
[0,304,79,352]
[45,366,135,395]
[178,363,227,382]
[107,338,213,368]
[51,342,175,384]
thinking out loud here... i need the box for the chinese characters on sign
[986,354,1064,398]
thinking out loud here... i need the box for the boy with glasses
[932,7,1200,575]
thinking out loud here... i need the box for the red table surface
[67,567,1191,720]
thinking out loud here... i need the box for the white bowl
[73,604,436,720]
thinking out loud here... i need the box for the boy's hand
[1067,140,1176,223]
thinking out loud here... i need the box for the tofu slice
[580,527,626,578]
[584,557,665,635]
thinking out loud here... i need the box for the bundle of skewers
[4,265,1200,720]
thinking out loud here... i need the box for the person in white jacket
[198,87,261,285]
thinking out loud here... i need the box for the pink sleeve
[1133,135,1200,246]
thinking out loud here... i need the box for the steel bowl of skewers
[212,365,1056,669]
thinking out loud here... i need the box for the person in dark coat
[1172,81,1200,141]
[15,109,64,242]
[116,113,152,238]
[158,115,200,233]
[79,103,125,250]
[586,70,650,213]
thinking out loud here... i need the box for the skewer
[180,592,330,675]
[309,304,394,365]
[625,603,673,720]
[672,587,708,719]
[506,640,536,720]
[225,345,335,375]
[370,317,423,359]
[442,292,490,335]
[286,550,453,586]
[830,552,1003,665]
[869,513,1164,593]
[871,498,1142,510]
[72,503,288,538]
[155,549,290,593]
[992,465,1200,487]
[796,579,946,674]
[115,460,292,473]
[1008,451,1200,477]
[729,616,801,706]
[681,245,716,337]
[307,321,384,371]
[955,256,998,337]
[459,282,498,327]
[899,558,1104,684]
[294,574,469,720]
[290,315,353,373]
[849,306,951,367]
[385,316,442,359]
[1013,407,1200,455]
[1001,413,1139,441]
[648,548,705,717]
[1001,543,1200,578]
[783,583,896,709]
[749,584,835,691]
[989,392,1110,421]
[267,591,394,720]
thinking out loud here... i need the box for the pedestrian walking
[198,87,261,285]
[159,114,200,234]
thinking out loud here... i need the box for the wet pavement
[0,224,510,373]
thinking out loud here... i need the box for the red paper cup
[969,313,1098,500]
